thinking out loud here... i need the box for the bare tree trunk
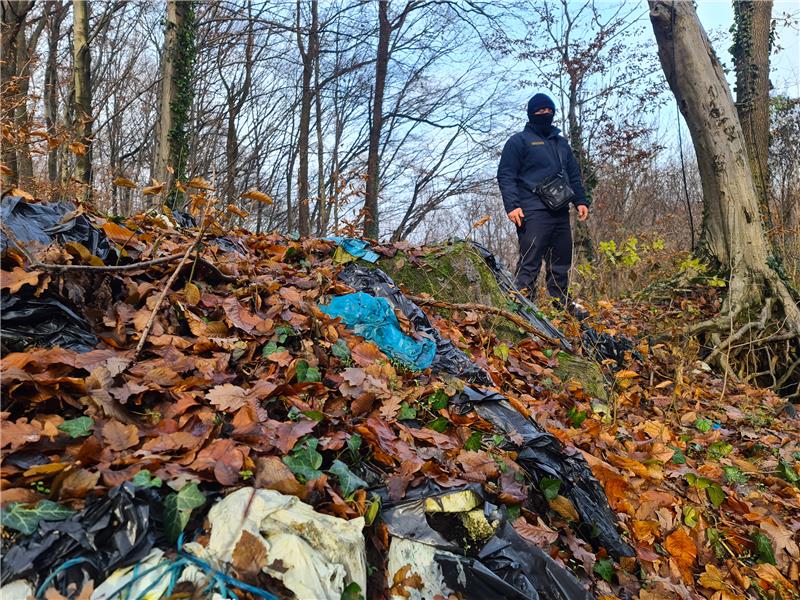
[732,0,773,227]
[153,0,195,209]
[152,0,180,186]
[364,0,390,240]
[45,1,66,185]
[649,0,800,391]
[566,78,594,266]
[72,0,92,199]
[296,0,317,238]
[1,0,34,188]
[15,26,33,187]
[314,41,326,235]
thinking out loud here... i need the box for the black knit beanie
[527,93,556,121]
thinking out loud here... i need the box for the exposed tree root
[688,270,800,400]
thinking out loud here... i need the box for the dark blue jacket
[497,123,589,215]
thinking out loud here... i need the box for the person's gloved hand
[507,207,524,227]
[577,205,589,221]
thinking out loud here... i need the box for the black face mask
[530,112,554,130]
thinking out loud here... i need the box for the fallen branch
[2,223,192,273]
[406,294,555,344]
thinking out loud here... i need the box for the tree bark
[566,78,594,265]
[72,0,92,199]
[1,1,34,188]
[45,1,66,185]
[296,0,317,238]
[649,0,800,381]
[732,0,773,226]
[364,0,390,240]
[314,39,326,235]
[153,0,195,209]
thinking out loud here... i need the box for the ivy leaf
[329,460,367,497]
[464,431,482,451]
[777,460,799,486]
[707,441,733,460]
[397,402,417,420]
[296,360,321,383]
[428,390,448,411]
[132,469,163,488]
[540,477,561,501]
[752,531,777,565]
[331,339,351,361]
[567,406,587,428]
[58,416,94,439]
[722,466,748,484]
[670,446,687,465]
[340,581,364,600]
[164,482,206,543]
[347,433,362,458]
[283,437,323,482]
[694,418,713,433]
[593,558,615,582]
[493,343,510,361]
[706,484,725,508]
[302,410,325,422]
[261,341,286,357]
[427,416,449,433]
[1,500,75,535]
[683,505,698,528]
[365,494,381,526]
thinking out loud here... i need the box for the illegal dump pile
[1,195,799,600]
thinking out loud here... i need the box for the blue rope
[35,557,92,599]
[38,538,281,600]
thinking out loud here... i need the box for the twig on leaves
[406,294,556,344]
[133,189,216,360]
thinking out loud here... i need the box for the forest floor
[1,201,798,600]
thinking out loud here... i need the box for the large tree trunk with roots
[649,0,800,398]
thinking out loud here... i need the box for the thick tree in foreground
[649,1,799,397]
[72,0,92,199]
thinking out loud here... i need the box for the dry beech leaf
[226,204,249,218]
[664,527,697,583]
[1,267,42,293]
[112,177,137,189]
[240,189,272,203]
[548,495,579,521]
[184,282,201,306]
[142,183,165,195]
[232,529,268,580]
[102,420,140,452]
[68,142,87,155]
[188,176,213,190]
[8,187,34,200]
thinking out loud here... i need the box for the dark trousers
[514,212,572,303]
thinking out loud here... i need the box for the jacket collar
[524,122,561,139]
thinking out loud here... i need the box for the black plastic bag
[0,196,112,260]
[0,483,164,595]
[338,264,493,385]
[467,241,571,350]
[1,292,98,353]
[452,386,635,559]
[581,324,642,371]
[379,483,591,600]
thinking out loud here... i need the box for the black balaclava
[527,93,556,135]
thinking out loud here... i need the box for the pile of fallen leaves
[1,202,799,599]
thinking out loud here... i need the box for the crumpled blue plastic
[325,236,380,263]
[320,292,435,370]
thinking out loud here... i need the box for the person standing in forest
[497,93,590,317]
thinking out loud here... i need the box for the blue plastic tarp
[325,236,380,263]
[320,292,435,370]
